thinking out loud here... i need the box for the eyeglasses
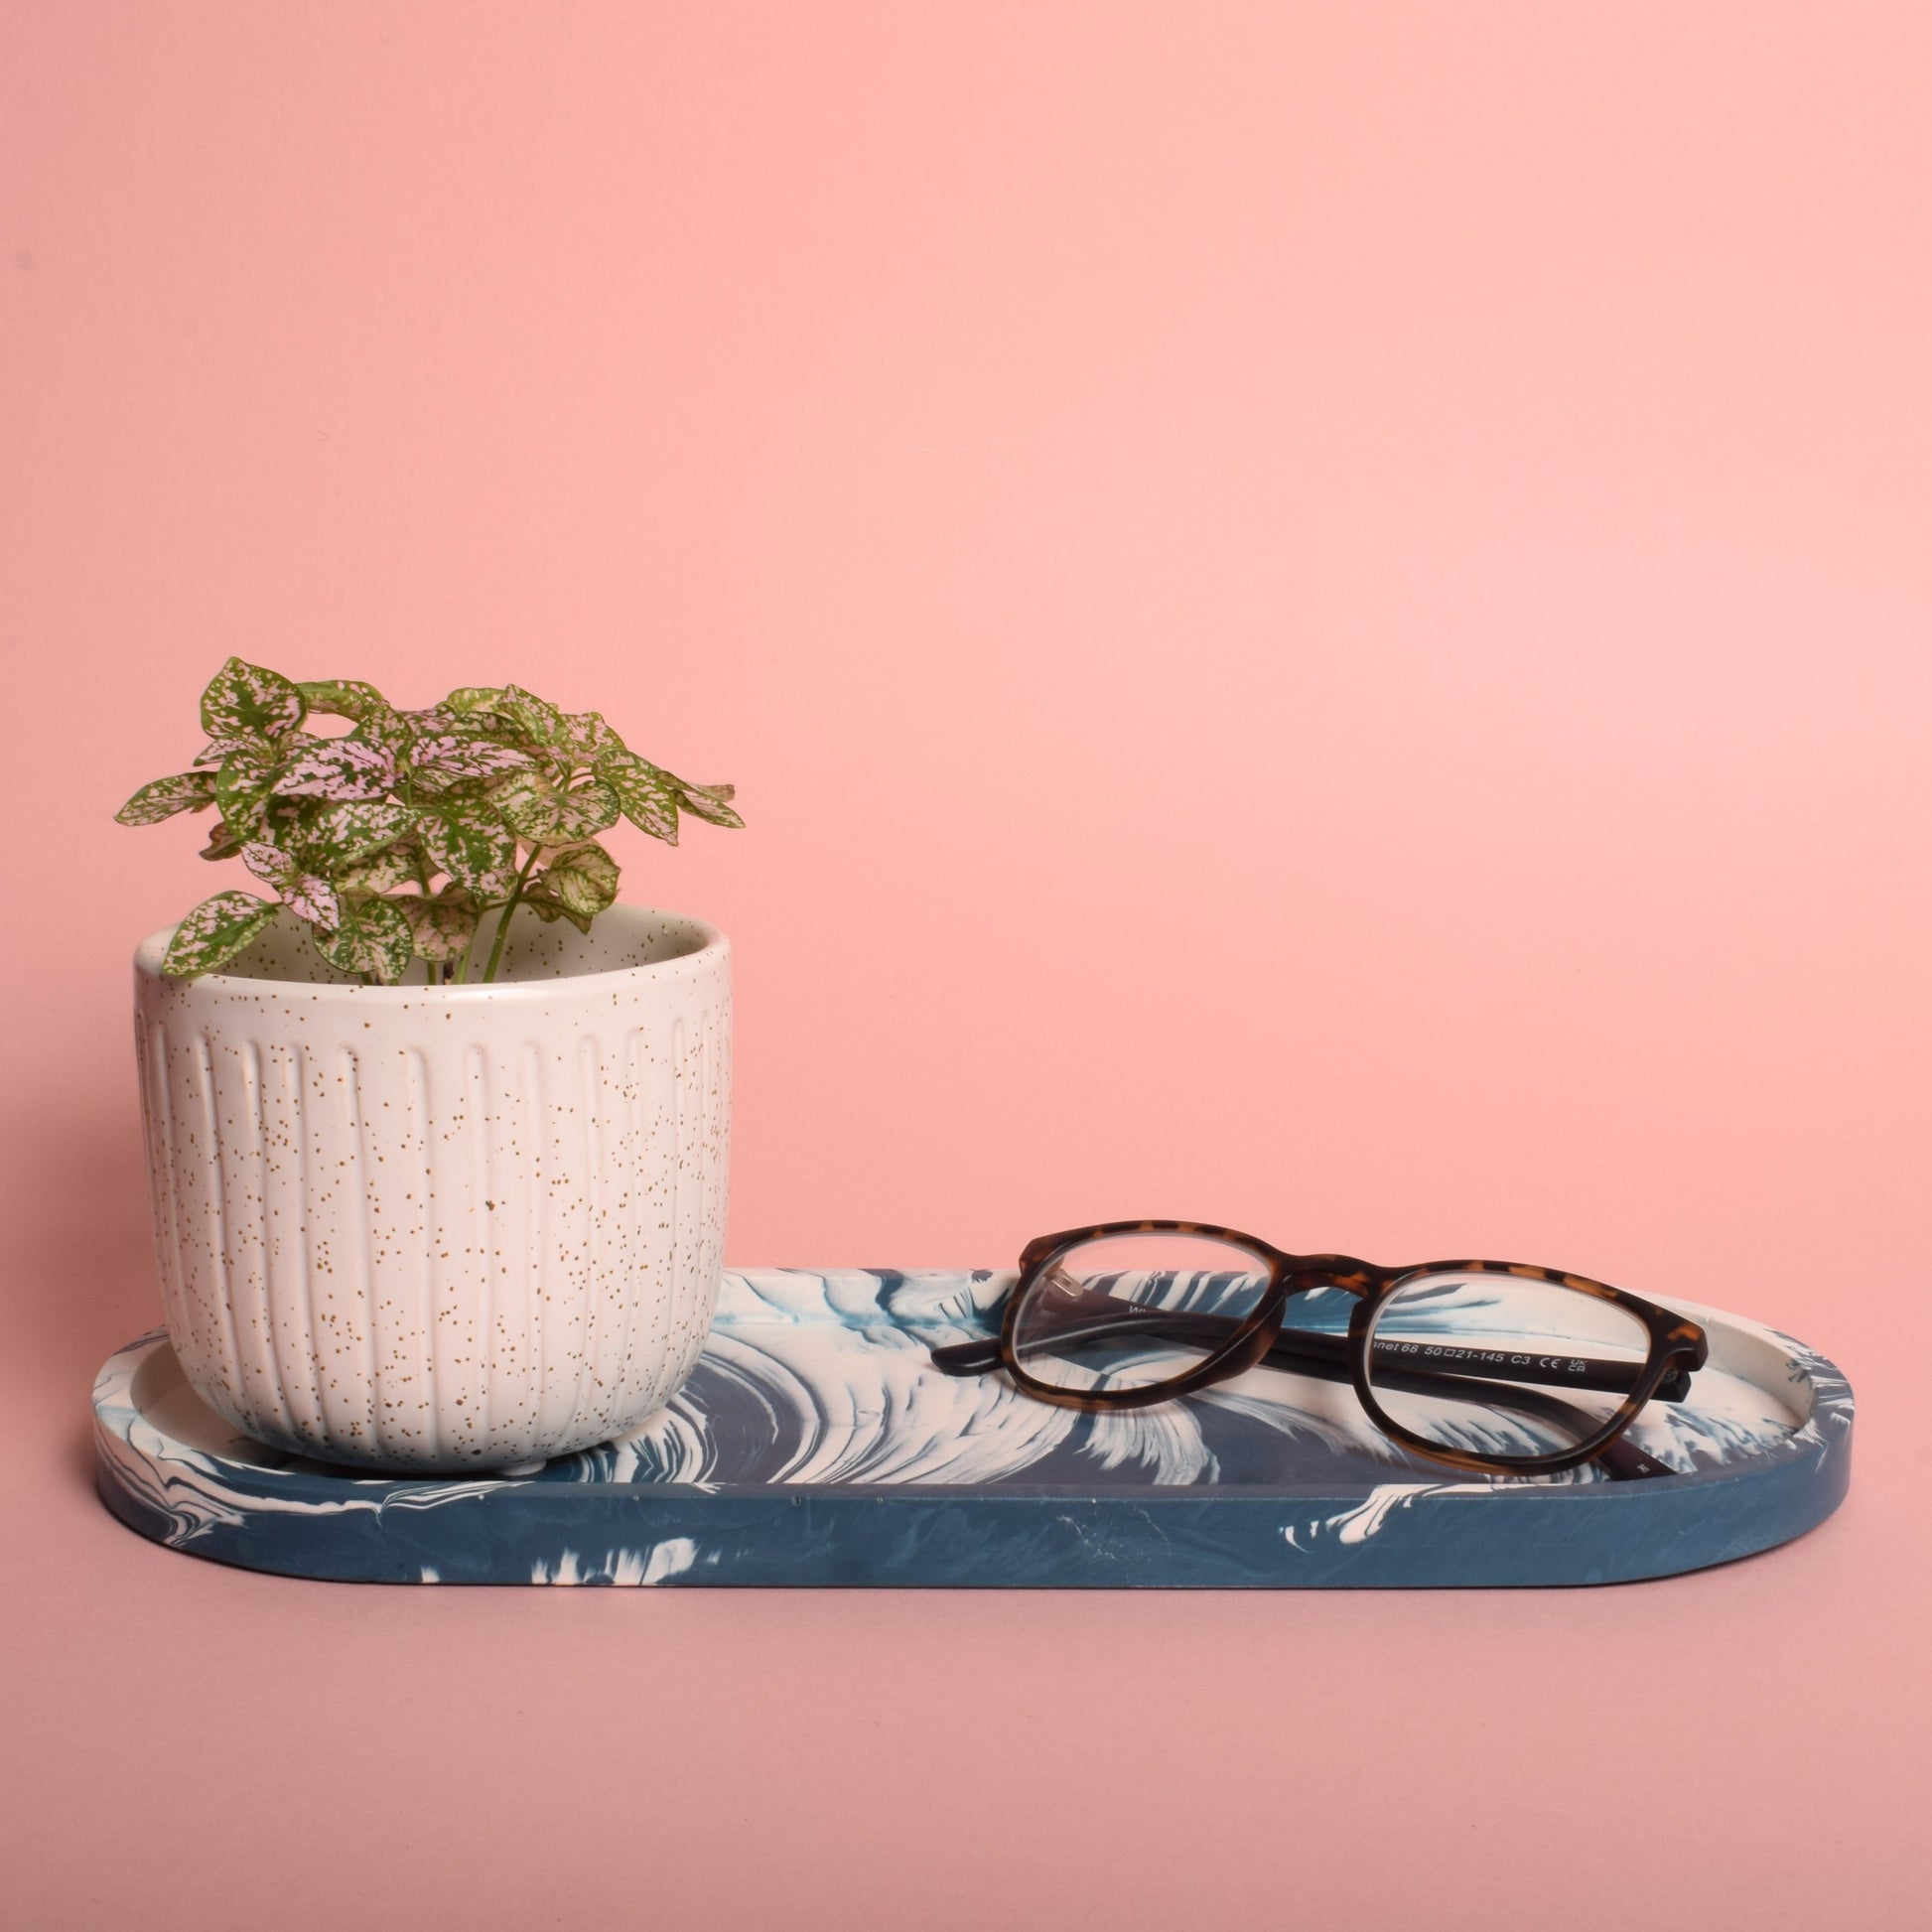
[929,1221,1709,1479]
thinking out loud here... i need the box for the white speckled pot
[132,903,730,1474]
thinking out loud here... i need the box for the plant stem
[481,846,542,984]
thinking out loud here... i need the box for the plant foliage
[118,659,742,981]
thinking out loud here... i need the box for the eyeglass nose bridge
[1282,1256,1379,1299]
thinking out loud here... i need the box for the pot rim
[133,900,728,1002]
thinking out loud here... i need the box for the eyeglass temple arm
[928,1304,1697,1403]
[1264,1324,1698,1405]
[927,1323,1670,1481]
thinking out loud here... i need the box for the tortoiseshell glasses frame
[928,1219,1710,1479]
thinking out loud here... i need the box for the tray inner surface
[123,1268,1822,1493]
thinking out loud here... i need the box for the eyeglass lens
[1362,1271,1652,1461]
[1010,1231,1273,1394]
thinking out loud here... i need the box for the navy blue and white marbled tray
[94,1269,1854,1587]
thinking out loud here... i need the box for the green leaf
[213,747,283,832]
[297,678,388,722]
[261,795,310,840]
[200,657,306,742]
[274,736,397,801]
[392,705,463,734]
[421,796,519,897]
[116,771,217,825]
[290,798,413,869]
[349,704,423,761]
[199,818,246,862]
[336,839,422,895]
[161,892,282,978]
[406,766,489,803]
[284,877,341,930]
[407,732,534,784]
[483,685,567,749]
[398,889,479,962]
[239,840,290,886]
[599,752,681,843]
[540,841,621,920]
[676,778,744,829]
[197,729,317,769]
[443,686,505,716]
[241,841,341,931]
[314,894,413,983]
[560,710,624,760]
[498,773,621,845]
[521,878,593,934]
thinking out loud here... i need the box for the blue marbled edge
[93,1270,1855,1588]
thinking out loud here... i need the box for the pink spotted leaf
[297,678,388,722]
[539,841,621,920]
[115,771,217,825]
[409,734,534,783]
[497,772,620,845]
[315,894,413,983]
[200,657,306,744]
[399,889,480,962]
[160,892,283,978]
[274,737,397,801]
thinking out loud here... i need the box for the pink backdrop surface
[4,4,1929,1926]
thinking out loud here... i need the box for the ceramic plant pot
[131,902,730,1474]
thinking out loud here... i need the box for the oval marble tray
[93,1269,1854,1587]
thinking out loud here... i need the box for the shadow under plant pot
[132,902,731,1475]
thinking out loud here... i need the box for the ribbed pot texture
[132,904,731,1473]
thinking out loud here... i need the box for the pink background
[4,4,1929,1925]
